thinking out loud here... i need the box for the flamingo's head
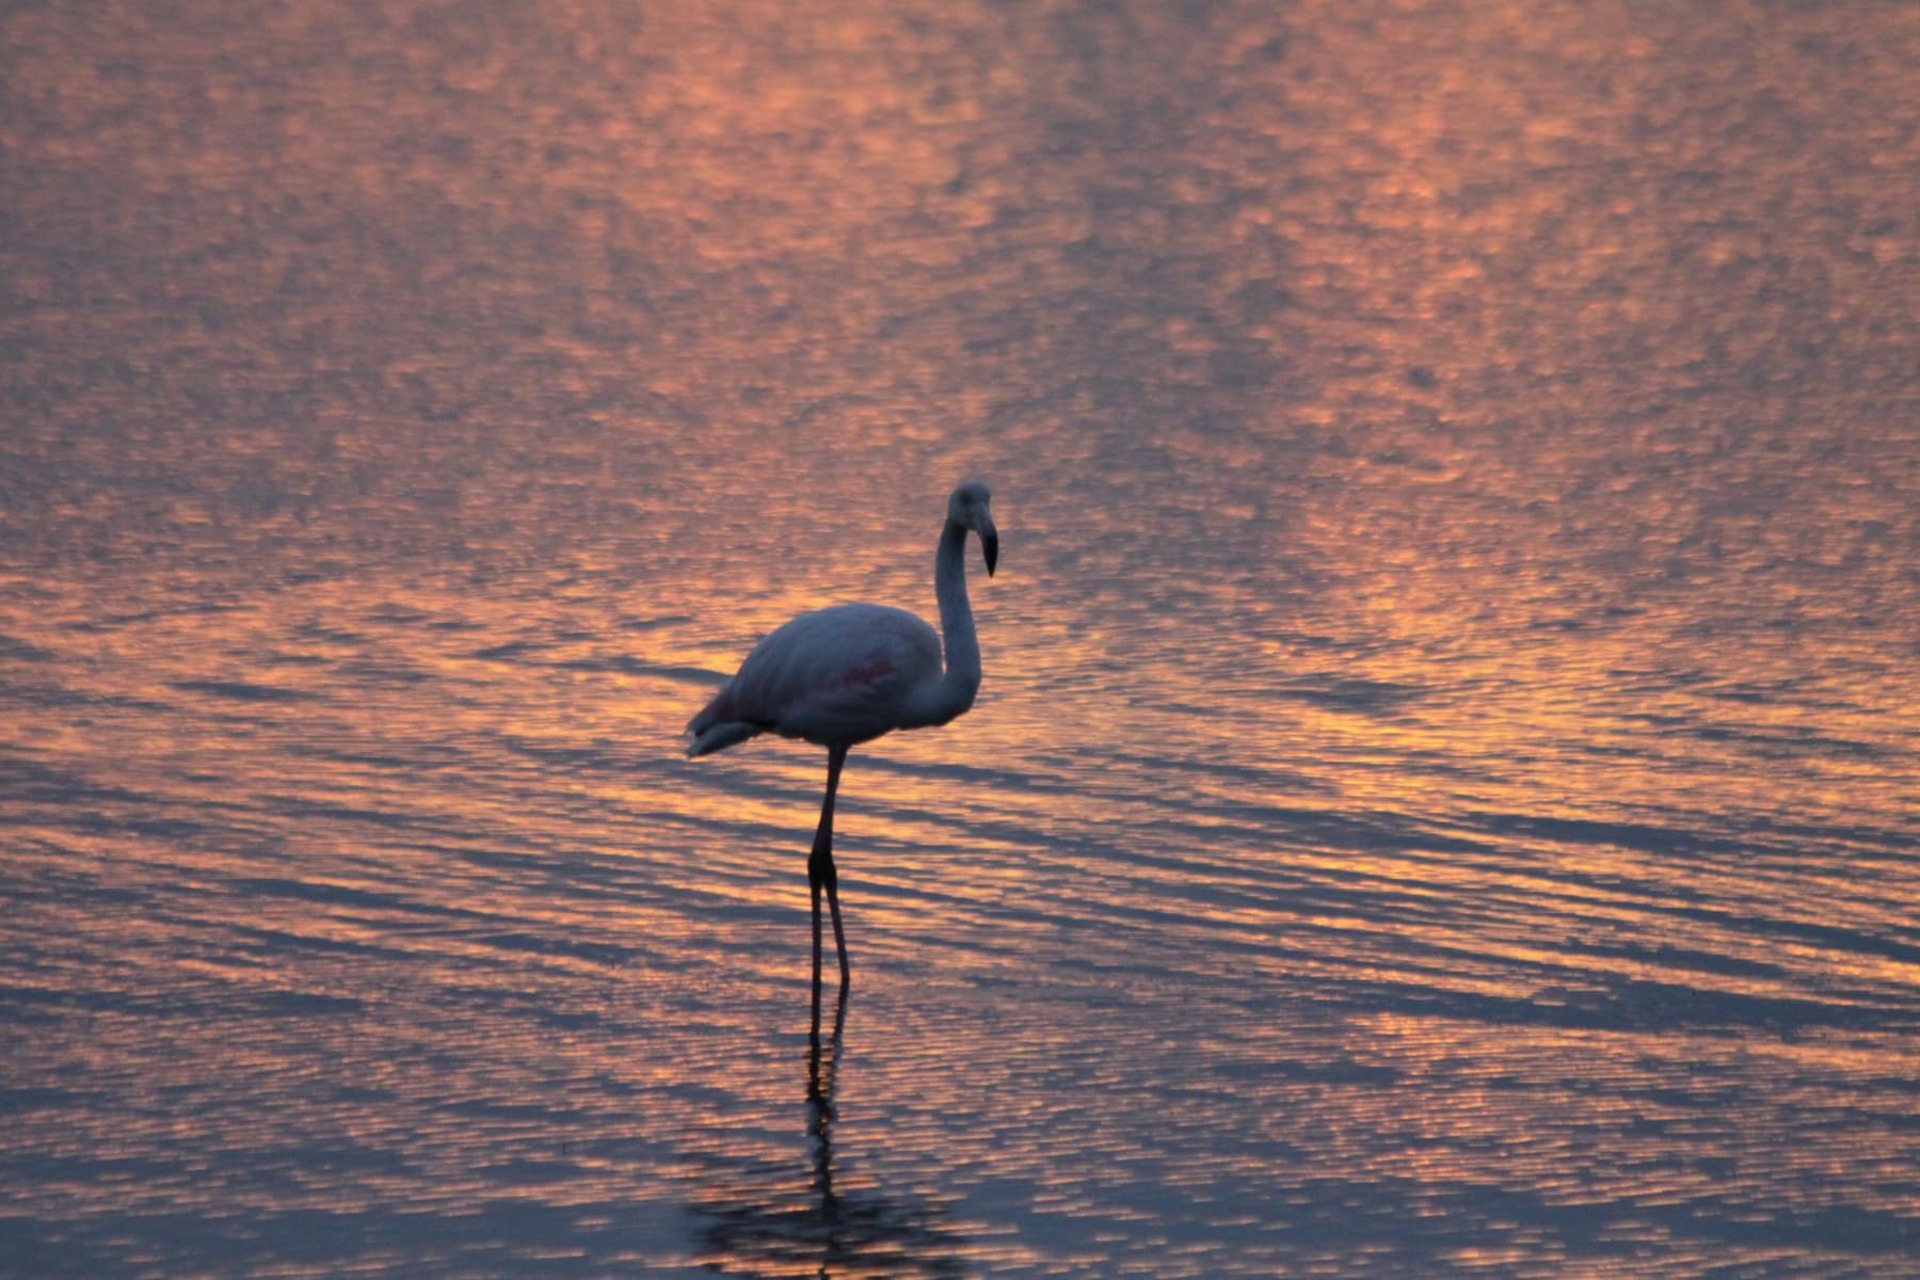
[949,479,998,577]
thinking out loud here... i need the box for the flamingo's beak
[982,526,999,578]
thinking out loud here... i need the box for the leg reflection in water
[807,980,847,1223]
[690,986,969,1278]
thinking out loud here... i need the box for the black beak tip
[983,532,999,577]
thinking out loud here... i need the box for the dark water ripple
[5,0,1920,1276]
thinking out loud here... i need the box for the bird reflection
[691,987,967,1278]
[806,983,847,1222]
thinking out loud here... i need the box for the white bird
[685,479,999,998]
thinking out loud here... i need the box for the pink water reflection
[5,0,1920,1275]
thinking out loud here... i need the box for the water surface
[4,1,1918,1276]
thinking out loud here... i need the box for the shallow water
[4,1,1919,1275]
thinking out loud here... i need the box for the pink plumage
[687,605,942,754]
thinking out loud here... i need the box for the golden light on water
[4,0,1919,1274]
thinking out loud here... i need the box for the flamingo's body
[685,479,998,999]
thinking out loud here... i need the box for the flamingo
[685,479,998,1000]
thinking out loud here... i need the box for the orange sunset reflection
[4,0,1919,1275]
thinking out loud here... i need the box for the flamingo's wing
[686,604,941,753]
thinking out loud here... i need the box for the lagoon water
[4,1,1918,1275]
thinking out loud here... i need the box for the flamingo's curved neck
[925,518,980,724]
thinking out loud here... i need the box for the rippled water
[5,1,1919,1276]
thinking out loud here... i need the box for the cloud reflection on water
[3,0,1919,1275]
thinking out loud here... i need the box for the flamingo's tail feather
[686,720,758,758]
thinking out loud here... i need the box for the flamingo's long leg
[809,865,824,1006]
[808,745,851,1006]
